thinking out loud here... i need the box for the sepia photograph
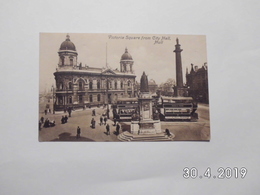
[39,33,210,142]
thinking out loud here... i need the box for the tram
[158,96,198,121]
[114,98,139,121]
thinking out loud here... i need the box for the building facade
[186,63,209,103]
[53,35,136,111]
[135,79,158,94]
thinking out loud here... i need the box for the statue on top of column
[140,71,149,92]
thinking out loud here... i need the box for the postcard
[39,33,210,142]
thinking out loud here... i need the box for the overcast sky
[40,33,207,93]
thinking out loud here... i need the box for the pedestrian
[104,116,107,125]
[64,115,68,123]
[107,108,110,119]
[100,116,103,125]
[106,124,110,135]
[113,117,117,126]
[165,129,171,137]
[40,116,44,124]
[39,120,42,131]
[92,109,96,116]
[44,118,50,127]
[116,123,120,135]
[91,118,96,129]
[68,107,72,117]
[61,116,65,124]
[76,126,81,139]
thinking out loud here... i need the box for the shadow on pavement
[51,132,95,142]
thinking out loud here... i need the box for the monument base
[131,120,162,135]
[118,131,175,142]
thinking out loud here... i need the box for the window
[61,56,64,66]
[79,95,83,103]
[128,81,131,87]
[97,80,100,89]
[69,82,73,90]
[97,94,101,102]
[89,95,93,102]
[59,96,63,104]
[79,82,83,90]
[121,81,123,89]
[70,58,73,66]
[68,96,72,104]
[115,81,117,89]
[60,83,63,90]
[89,81,93,90]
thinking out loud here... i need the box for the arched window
[128,81,131,87]
[97,80,100,89]
[97,94,101,102]
[89,81,93,90]
[89,95,93,102]
[79,81,83,91]
[60,83,63,90]
[70,58,73,66]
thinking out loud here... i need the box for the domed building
[58,35,78,68]
[120,48,134,73]
[53,35,136,111]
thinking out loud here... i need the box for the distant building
[53,35,136,111]
[186,63,209,103]
[135,79,158,94]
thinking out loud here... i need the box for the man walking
[100,116,103,125]
[91,118,96,129]
[106,124,110,135]
[92,109,96,116]
[76,126,81,139]
[116,123,120,135]
[104,116,107,125]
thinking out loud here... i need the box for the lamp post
[106,76,110,119]
[51,85,55,114]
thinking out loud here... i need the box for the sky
[40,33,207,93]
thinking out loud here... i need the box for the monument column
[173,38,186,97]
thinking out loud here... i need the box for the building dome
[59,35,76,51]
[121,48,133,60]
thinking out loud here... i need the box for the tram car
[114,98,139,121]
[157,96,198,121]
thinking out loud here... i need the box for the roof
[117,97,138,102]
[55,67,136,76]
[161,96,193,101]
[59,35,76,51]
[121,48,133,60]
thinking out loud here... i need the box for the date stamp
[183,167,247,179]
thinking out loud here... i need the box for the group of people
[61,115,68,124]
[99,115,108,126]
[89,109,121,135]
[39,116,55,130]
[44,108,52,115]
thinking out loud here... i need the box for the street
[39,97,210,141]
